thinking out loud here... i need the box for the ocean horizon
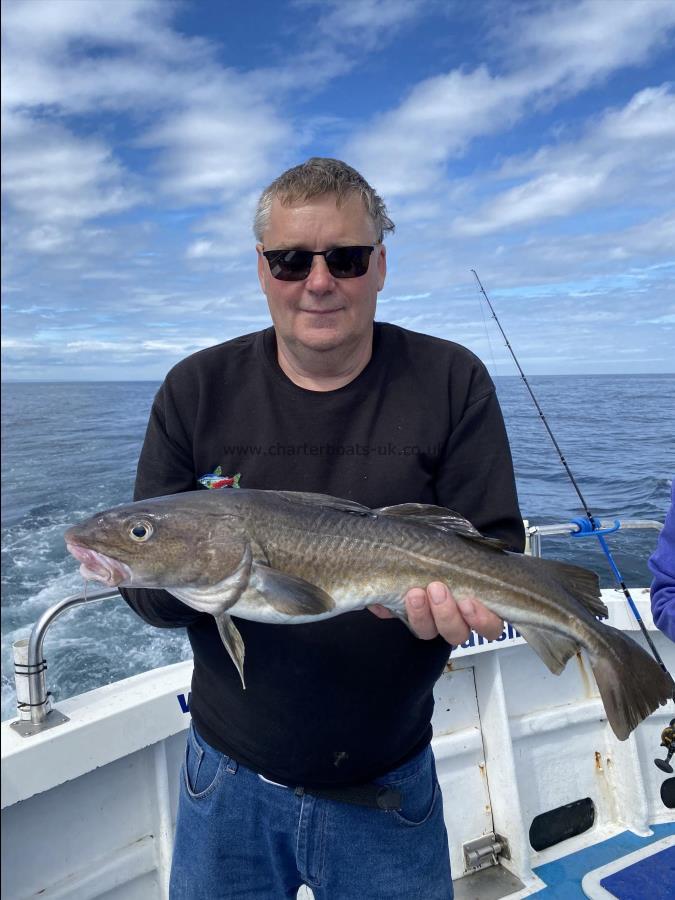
[4,371,675,384]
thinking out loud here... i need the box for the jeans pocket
[183,723,226,799]
[378,746,441,827]
[391,779,441,827]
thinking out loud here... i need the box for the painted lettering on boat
[460,622,521,649]
[177,692,191,714]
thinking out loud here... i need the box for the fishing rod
[471,269,672,683]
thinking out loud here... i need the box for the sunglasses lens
[265,250,313,281]
[263,246,374,281]
[325,246,373,278]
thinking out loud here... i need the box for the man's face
[257,193,386,356]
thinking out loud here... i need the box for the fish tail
[533,557,607,617]
[590,625,674,740]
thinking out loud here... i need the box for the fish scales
[250,498,590,626]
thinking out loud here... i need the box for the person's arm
[407,382,523,642]
[433,386,524,551]
[373,371,523,644]
[119,379,207,629]
[649,484,675,642]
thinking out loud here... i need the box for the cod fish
[65,488,674,740]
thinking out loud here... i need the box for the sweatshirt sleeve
[435,374,525,553]
[648,483,675,642]
[119,378,207,629]
[133,376,199,501]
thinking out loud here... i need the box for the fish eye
[129,520,153,542]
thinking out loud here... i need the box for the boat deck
[530,823,674,899]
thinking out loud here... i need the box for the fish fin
[249,539,270,567]
[274,491,373,517]
[375,503,480,531]
[168,543,253,614]
[216,614,246,689]
[250,564,335,616]
[590,625,675,741]
[375,503,510,550]
[454,532,511,551]
[516,623,580,675]
[535,559,606,618]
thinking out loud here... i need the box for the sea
[1,375,673,722]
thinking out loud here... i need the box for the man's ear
[377,243,387,292]
[256,245,267,294]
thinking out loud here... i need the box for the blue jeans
[170,722,453,899]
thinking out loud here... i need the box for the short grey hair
[253,157,395,243]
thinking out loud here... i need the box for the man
[123,158,524,899]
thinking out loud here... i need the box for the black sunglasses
[262,245,375,281]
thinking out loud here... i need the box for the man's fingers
[424,583,472,645]
[368,604,395,619]
[406,584,504,645]
[405,583,475,644]
[454,595,504,641]
[404,587,440,640]
[376,587,504,645]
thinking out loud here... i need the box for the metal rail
[526,519,662,558]
[10,588,121,736]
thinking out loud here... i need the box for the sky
[2,0,675,381]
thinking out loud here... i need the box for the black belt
[295,783,401,811]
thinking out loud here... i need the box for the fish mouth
[66,543,132,587]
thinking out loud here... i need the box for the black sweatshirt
[122,322,524,787]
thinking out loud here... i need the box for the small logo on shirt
[199,467,241,489]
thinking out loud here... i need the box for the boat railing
[525,518,662,557]
[10,588,121,737]
[9,517,663,737]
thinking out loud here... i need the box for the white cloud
[600,84,675,142]
[346,1,675,198]
[186,240,215,260]
[2,0,426,219]
[140,338,214,353]
[64,340,136,353]
[62,336,216,355]
[311,0,425,49]
[1,337,34,349]
[1,0,178,53]
[143,106,291,203]
[2,113,142,230]
[1,0,294,235]
[245,0,427,93]
[509,0,675,94]
[185,193,262,261]
[455,171,607,236]
[347,66,522,197]
[639,314,675,325]
[379,292,432,303]
[453,85,675,235]
[0,0,211,112]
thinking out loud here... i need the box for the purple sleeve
[648,481,675,642]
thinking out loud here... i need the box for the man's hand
[369,582,503,645]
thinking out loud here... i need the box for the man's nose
[304,255,335,292]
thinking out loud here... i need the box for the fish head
[65,492,249,589]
